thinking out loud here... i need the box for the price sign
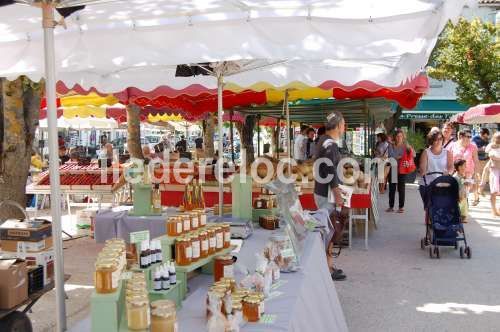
[130,230,150,244]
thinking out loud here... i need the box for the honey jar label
[216,233,223,248]
[202,239,209,251]
[183,219,190,231]
[224,232,231,243]
[209,237,216,248]
[192,241,200,258]
[223,265,234,278]
[192,219,199,228]
[200,215,207,225]
[176,223,182,234]
[185,246,192,259]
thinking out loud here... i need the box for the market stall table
[177,228,348,332]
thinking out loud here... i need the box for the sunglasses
[464,135,472,138]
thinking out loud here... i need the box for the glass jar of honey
[222,223,231,248]
[207,228,216,255]
[167,216,182,236]
[94,259,119,294]
[213,255,234,282]
[190,233,200,262]
[199,231,209,258]
[181,214,191,233]
[214,226,224,251]
[151,299,176,311]
[198,210,207,227]
[175,236,192,266]
[190,212,199,230]
[126,296,150,330]
[248,293,265,314]
[242,297,261,322]
[220,277,236,291]
[151,306,177,332]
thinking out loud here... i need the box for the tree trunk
[235,115,256,165]
[0,77,43,221]
[126,104,143,159]
[204,113,215,157]
[383,105,403,135]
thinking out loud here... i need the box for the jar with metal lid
[221,223,231,248]
[175,236,192,266]
[126,296,150,330]
[190,212,199,230]
[242,297,261,322]
[167,216,182,236]
[214,226,224,251]
[151,299,176,310]
[181,213,191,233]
[220,277,236,291]
[199,231,209,258]
[207,228,216,255]
[213,255,234,282]
[94,259,118,294]
[151,305,177,332]
[248,292,265,314]
[190,233,201,262]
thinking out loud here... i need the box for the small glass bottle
[208,228,216,255]
[152,183,162,213]
[169,261,177,285]
[242,297,261,322]
[182,214,191,233]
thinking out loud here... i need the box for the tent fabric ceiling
[0,1,470,91]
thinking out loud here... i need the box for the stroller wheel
[460,246,464,259]
[429,246,433,258]
[465,247,471,259]
[434,246,440,259]
[420,238,425,250]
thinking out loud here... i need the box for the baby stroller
[420,175,471,259]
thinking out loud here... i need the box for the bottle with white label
[169,261,176,285]
[140,241,150,269]
[161,266,170,290]
[149,241,157,265]
[153,269,162,291]
[155,240,163,264]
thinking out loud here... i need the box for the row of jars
[126,273,177,332]
[207,278,265,323]
[94,238,126,294]
[166,209,208,236]
[175,224,231,266]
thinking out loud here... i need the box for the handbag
[398,147,416,175]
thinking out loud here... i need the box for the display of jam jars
[221,223,231,248]
[175,236,192,266]
[194,209,207,227]
[150,300,177,332]
[126,295,150,330]
[181,213,191,233]
[167,216,183,237]
[213,254,235,282]
[259,215,280,230]
[199,230,209,258]
[242,297,261,322]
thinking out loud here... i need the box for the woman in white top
[486,132,500,216]
[418,130,454,205]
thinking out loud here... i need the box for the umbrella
[463,103,500,124]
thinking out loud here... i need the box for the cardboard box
[1,250,54,286]
[1,236,53,253]
[0,219,52,242]
[0,259,28,309]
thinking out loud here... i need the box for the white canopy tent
[0,1,473,331]
[39,116,118,129]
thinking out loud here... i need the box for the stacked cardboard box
[0,219,54,286]
[0,258,28,309]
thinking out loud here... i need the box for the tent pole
[276,118,281,159]
[42,5,66,332]
[285,91,291,173]
[257,115,261,157]
[229,110,234,164]
[217,74,224,217]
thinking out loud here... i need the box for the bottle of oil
[152,184,162,214]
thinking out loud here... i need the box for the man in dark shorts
[314,111,347,281]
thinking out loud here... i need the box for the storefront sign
[400,113,453,120]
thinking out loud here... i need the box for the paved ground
[335,184,500,332]
[24,185,500,331]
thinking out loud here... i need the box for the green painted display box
[252,207,278,223]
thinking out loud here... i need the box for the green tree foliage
[427,18,499,105]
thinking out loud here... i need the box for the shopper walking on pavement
[450,130,480,206]
[387,129,414,213]
[294,125,308,163]
[442,121,455,150]
[304,127,316,160]
[485,132,500,217]
[374,133,390,194]
[314,111,346,281]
